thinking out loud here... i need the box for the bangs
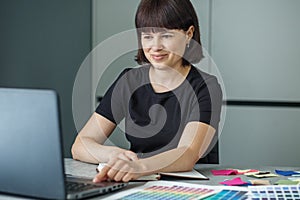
[139,27,168,34]
[135,0,192,32]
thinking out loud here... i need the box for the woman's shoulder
[119,64,149,77]
[189,65,223,103]
[114,64,150,87]
[189,65,220,85]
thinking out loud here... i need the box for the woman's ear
[186,25,195,41]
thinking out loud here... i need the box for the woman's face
[141,26,194,69]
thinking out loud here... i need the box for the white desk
[1,158,299,199]
[64,158,300,199]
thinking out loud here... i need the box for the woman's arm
[93,121,216,182]
[71,113,137,164]
[144,121,216,173]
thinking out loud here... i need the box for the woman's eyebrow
[141,30,174,35]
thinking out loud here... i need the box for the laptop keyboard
[66,181,100,192]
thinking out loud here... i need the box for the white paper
[97,163,208,180]
[160,169,208,180]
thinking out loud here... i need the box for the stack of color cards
[248,185,300,200]
[119,185,217,200]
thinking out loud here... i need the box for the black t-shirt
[96,65,222,160]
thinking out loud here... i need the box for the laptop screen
[0,88,66,199]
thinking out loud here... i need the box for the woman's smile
[151,53,168,61]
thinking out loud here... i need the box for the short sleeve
[188,76,223,129]
[95,69,131,124]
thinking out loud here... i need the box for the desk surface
[1,158,299,199]
[64,158,300,199]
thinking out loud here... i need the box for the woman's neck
[149,64,191,93]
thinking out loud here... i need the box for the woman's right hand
[109,149,139,162]
[92,149,140,182]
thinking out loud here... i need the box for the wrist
[105,146,123,161]
[136,159,155,176]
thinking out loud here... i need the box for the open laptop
[0,87,127,199]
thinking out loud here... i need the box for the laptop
[0,87,127,199]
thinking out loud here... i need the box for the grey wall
[92,0,300,166]
[0,0,91,157]
[211,0,300,100]
[211,0,300,166]
[92,0,140,96]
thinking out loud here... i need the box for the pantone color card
[106,181,221,200]
[120,185,216,200]
[106,181,249,200]
[248,185,300,200]
[203,189,248,200]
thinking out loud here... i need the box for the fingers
[93,151,140,183]
[111,166,135,182]
[112,164,130,182]
[110,162,139,182]
[106,160,133,182]
[122,171,134,182]
[93,165,110,183]
[94,160,138,183]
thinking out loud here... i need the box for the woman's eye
[142,35,152,40]
[162,34,173,39]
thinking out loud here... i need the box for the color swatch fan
[248,185,300,200]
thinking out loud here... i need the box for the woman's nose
[151,37,163,51]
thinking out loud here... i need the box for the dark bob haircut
[135,0,203,66]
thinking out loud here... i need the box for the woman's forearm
[138,123,216,176]
[92,146,200,183]
[71,136,127,164]
[139,146,199,176]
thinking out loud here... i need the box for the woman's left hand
[93,158,146,183]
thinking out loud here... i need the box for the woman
[72,0,222,182]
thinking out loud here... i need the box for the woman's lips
[151,54,167,61]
